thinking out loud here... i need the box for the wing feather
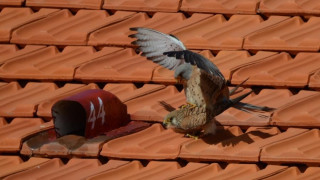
[129,27,186,70]
[164,50,225,82]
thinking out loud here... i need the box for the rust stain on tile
[89,12,212,46]
[75,48,159,83]
[261,129,320,164]
[101,123,192,160]
[11,10,136,45]
[172,15,289,50]
[0,46,121,80]
[259,0,320,15]
[0,8,59,42]
[103,0,180,12]
[244,16,320,51]
[125,86,185,122]
[181,0,260,14]
[26,0,103,9]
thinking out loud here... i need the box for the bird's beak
[163,118,169,127]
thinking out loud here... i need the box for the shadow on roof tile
[11,10,135,45]
[259,0,320,15]
[261,129,320,164]
[244,16,320,51]
[88,12,212,47]
[0,8,59,42]
[180,126,308,162]
[0,46,121,81]
[172,15,289,50]
[21,121,150,157]
[101,123,192,160]
[181,0,259,14]
[75,48,159,83]
[231,52,320,87]
[103,0,180,12]
[0,118,53,152]
[0,156,49,179]
[26,0,103,9]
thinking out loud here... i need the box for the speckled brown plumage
[164,105,217,135]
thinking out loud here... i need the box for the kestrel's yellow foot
[186,102,197,109]
[180,102,197,110]
[185,133,199,140]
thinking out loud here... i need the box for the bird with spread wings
[129,27,274,138]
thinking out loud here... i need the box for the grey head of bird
[174,63,192,83]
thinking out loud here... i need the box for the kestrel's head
[163,110,180,129]
[174,63,192,83]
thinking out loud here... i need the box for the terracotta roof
[1,1,320,179]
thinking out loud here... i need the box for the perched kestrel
[129,27,274,137]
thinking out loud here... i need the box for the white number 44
[88,97,106,129]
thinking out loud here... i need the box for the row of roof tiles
[1,8,320,51]
[1,0,320,15]
[2,45,320,88]
[2,120,320,164]
[2,81,320,127]
[2,156,320,180]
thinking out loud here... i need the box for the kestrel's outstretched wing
[164,50,226,85]
[129,27,186,70]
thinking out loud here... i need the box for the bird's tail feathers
[230,91,275,119]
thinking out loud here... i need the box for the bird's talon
[180,102,197,110]
[185,134,199,140]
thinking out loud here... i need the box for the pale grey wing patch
[129,27,186,70]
